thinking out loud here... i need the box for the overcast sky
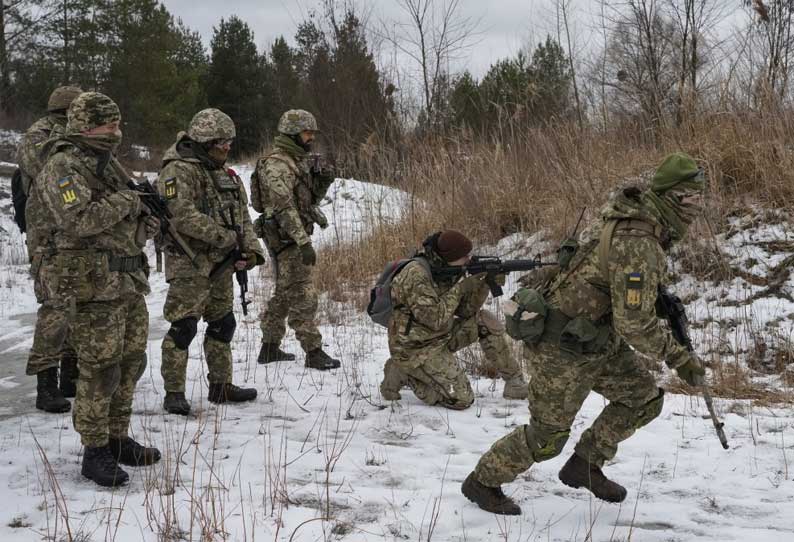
[160,0,586,78]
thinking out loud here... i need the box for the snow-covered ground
[0,167,793,542]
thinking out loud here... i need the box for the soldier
[158,108,264,416]
[16,86,83,412]
[461,153,706,514]
[380,230,528,409]
[37,92,161,487]
[251,109,340,371]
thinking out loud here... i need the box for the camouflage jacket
[388,254,489,353]
[36,139,150,302]
[17,114,67,258]
[548,191,689,368]
[157,135,264,281]
[251,150,332,247]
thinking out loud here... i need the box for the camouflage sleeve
[16,126,50,182]
[265,159,311,246]
[392,262,465,331]
[158,162,234,249]
[609,235,689,367]
[237,183,266,264]
[38,153,138,237]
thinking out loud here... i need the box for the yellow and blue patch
[625,272,643,309]
[164,177,177,199]
[57,176,79,205]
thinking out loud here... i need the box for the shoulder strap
[266,151,301,177]
[598,219,619,283]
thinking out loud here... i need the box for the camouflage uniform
[158,109,264,396]
[251,110,334,356]
[35,92,151,448]
[383,249,526,410]
[470,155,706,496]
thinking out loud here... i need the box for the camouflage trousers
[384,310,523,410]
[26,253,78,377]
[259,244,322,352]
[473,334,663,487]
[161,275,234,392]
[71,294,149,448]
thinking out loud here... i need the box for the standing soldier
[16,86,82,412]
[251,109,340,371]
[461,154,706,514]
[158,108,264,416]
[380,230,527,409]
[37,92,161,487]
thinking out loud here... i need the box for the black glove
[299,243,317,266]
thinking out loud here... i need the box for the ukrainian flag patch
[625,272,643,309]
[57,176,79,205]
[164,177,177,199]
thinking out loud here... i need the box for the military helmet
[187,108,236,143]
[47,85,83,113]
[67,92,121,134]
[277,109,318,135]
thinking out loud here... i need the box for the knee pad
[525,422,570,462]
[634,388,665,429]
[206,312,236,344]
[167,317,198,350]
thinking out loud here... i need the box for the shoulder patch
[164,177,177,199]
[625,272,643,309]
[57,176,79,206]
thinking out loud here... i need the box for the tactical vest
[252,151,317,232]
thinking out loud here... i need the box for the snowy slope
[0,167,792,542]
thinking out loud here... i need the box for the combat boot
[558,453,627,503]
[81,445,129,487]
[257,342,296,364]
[163,392,191,416]
[59,354,78,398]
[502,375,528,400]
[108,436,162,466]
[35,367,71,413]
[380,361,405,401]
[461,472,521,515]
[305,348,341,371]
[208,383,258,404]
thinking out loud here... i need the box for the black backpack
[11,168,27,233]
[367,257,431,327]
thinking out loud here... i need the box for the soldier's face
[84,120,121,137]
[448,255,471,266]
[299,130,316,145]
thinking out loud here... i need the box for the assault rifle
[308,152,336,180]
[434,255,556,297]
[111,156,198,267]
[210,204,250,315]
[657,286,729,450]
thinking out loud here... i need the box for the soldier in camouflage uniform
[462,153,707,514]
[381,230,528,409]
[158,108,264,416]
[251,109,340,371]
[17,86,82,412]
[36,92,161,487]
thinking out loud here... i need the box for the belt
[108,254,146,272]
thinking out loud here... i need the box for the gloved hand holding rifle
[210,203,251,315]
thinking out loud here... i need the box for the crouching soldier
[37,92,161,486]
[158,108,264,416]
[462,153,706,514]
[380,230,528,409]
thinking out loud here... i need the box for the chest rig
[198,166,244,227]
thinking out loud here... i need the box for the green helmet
[187,108,236,143]
[48,85,83,113]
[67,92,120,134]
[277,109,318,135]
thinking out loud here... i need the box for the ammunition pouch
[54,251,101,303]
[504,287,548,346]
[108,254,146,272]
[539,309,610,355]
[254,214,295,256]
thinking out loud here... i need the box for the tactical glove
[299,243,317,266]
[143,216,160,239]
[676,354,705,387]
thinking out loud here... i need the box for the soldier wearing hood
[157,108,265,416]
[462,153,707,515]
[380,230,528,409]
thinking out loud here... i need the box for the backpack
[367,257,431,327]
[11,168,27,233]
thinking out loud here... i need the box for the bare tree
[552,0,584,129]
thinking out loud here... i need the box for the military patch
[625,272,643,310]
[57,177,79,206]
[164,178,177,199]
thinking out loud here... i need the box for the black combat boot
[558,453,627,503]
[35,367,71,413]
[305,348,341,371]
[81,445,129,487]
[208,383,258,404]
[59,354,78,398]
[163,392,191,416]
[461,472,521,515]
[108,436,161,466]
[257,342,296,364]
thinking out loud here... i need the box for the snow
[0,167,792,541]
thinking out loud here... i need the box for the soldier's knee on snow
[524,422,570,462]
[167,317,198,350]
[206,312,236,344]
[477,309,505,338]
[634,388,664,429]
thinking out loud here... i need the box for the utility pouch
[255,214,291,252]
[559,316,610,355]
[55,251,99,302]
[504,287,548,346]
